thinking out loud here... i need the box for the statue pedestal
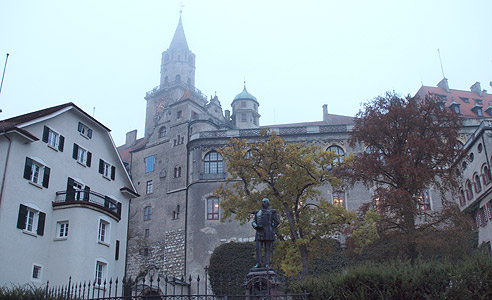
[244,268,285,299]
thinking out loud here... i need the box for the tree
[343,91,472,260]
[215,130,362,277]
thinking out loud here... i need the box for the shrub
[208,242,256,295]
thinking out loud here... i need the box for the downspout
[0,134,12,211]
[184,122,191,276]
[481,133,491,175]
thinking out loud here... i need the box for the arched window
[474,173,482,193]
[459,190,466,206]
[175,74,181,81]
[327,145,345,164]
[159,126,167,138]
[466,180,474,201]
[333,191,345,207]
[482,165,491,186]
[204,151,223,174]
[207,197,219,220]
[174,166,182,178]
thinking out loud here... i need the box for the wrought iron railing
[54,190,122,220]
[41,272,309,300]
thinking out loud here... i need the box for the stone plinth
[244,268,285,299]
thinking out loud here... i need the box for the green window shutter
[72,144,78,160]
[42,167,50,188]
[99,159,104,174]
[37,212,46,236]
[86,152,92,167]
[66,177,75,201]
[42,126,49,143]
[23,157,32,180]
[58,135,65,152]
[17,204,27,229]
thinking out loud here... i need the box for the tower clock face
[156,97,168,113]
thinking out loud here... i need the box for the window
[474,173,482,193]
[333,191,345,207]
[241,101,246,107]
[174,166,182,178]
[418,190,431,211]
[207,197,219,220]
[99,159,115,180]
[42,126,64,151]
[177,110,182,119]
[95,261,106,285]
[478,143,483,153]
[241,114,246,122]
[17,204,45,236]
[145,156,155,173]
[66,177,90,201]
[146,180,153,194]
[459,190,466,206]
[115,240,120,260]
[72,144,92,167]
[78,122,92,139]
[173,205,180,219]
[460,97,469,103]
[145,229,150,238]
[57,221,69,238]
[32,265,42,280]
[192,111,199,120]
[159,126,167,138]
[98,220,110,244]
[466,180,474,201]
[23,157,50,188]
[204,151,223,174]
[144,206,152,221]
[482,165,491,186]
[328,145,345,164]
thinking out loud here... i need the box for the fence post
[44,280,50,300]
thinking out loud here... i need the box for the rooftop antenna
[437,49,446,78]
[0,53,10,112]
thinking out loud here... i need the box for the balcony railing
[54,190,122,221]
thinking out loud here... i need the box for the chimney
[323,104,329,123]
[225,110,231,121]
[437,78,450,93]
[125,130,137,146]
[470,82,483,97]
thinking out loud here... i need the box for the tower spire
[169,8,189,50]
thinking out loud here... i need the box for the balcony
[53,190,122,221]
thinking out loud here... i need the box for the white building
[0,103,138,287]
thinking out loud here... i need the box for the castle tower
[144,13,200,137]
[160,13,196,87]
[231,83,260,129]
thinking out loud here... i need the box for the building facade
[0,103,138,287]
[118,16,492,279]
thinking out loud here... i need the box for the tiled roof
[264,113,355,128]
[117,137,147,164]
[415,85,492,118]
[0,102,111,132]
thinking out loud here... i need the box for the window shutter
[58,135,65,152]
[111,166,116,180]
[72,144,78,160]
[87,129,93,138]
[86,152,92,167]
[66,177,75,201]
[42,166,50,188]
[37,212,46,236]
[78,122,83,133]
[23,157,33,180]
[115,240,120,260]
[99,159,104,174]
[84,186,91,201]
[42,126,49,143]
[17,204,27,229]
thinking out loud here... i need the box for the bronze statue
[252,198,280,269]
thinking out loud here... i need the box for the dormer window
[449,103,461,114]
[78,122,92,139]
[472,106,483,117]
[436,94,447,102]
[460,97,470,103]
[474,99,483,106]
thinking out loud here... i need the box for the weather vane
[180,1,184,15]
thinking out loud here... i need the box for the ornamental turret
[231,83,260,129]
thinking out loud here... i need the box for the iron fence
[42,271,309,300]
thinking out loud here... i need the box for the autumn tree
[215,131,374,277]
[344,91,473,260]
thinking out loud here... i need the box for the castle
[118,14,492,278]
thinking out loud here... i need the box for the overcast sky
[1,0,491,145]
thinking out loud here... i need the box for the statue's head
[262,198,270,209]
